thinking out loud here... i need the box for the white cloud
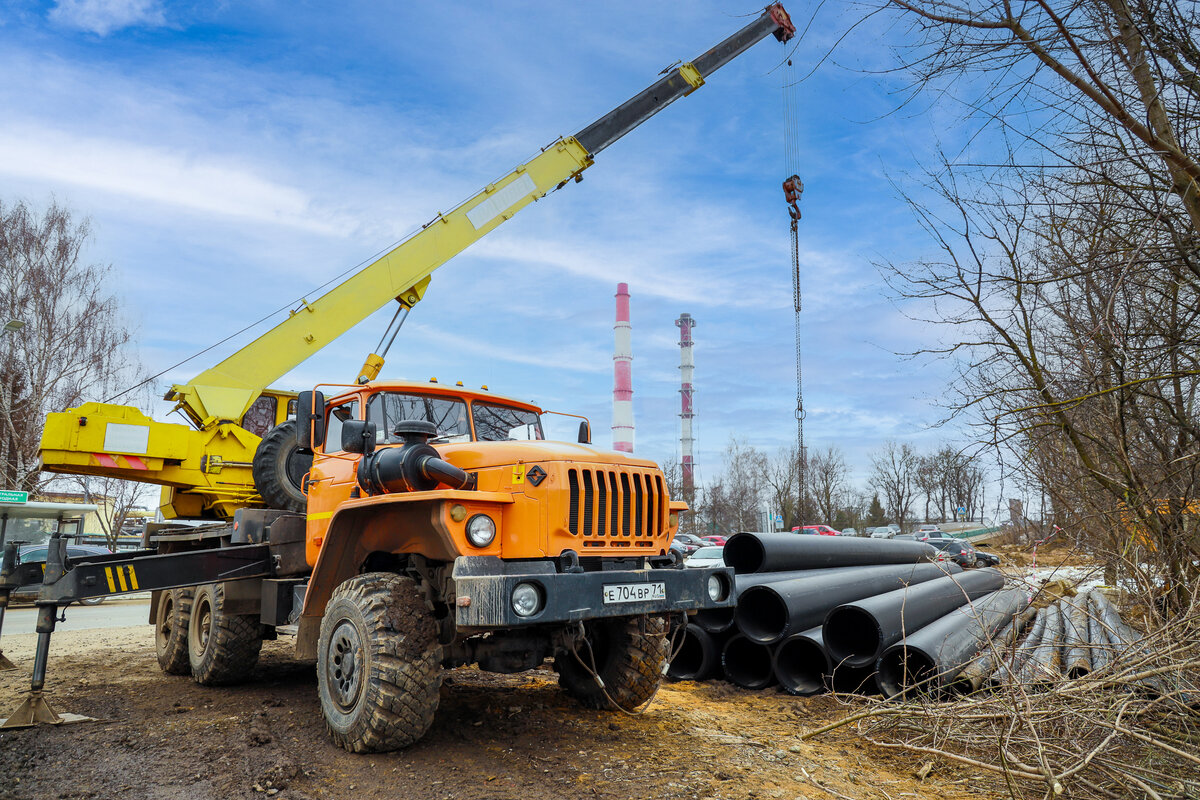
[49,0,166,36]
[0,125,350,234]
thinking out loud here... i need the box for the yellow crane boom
[39,5,795,520]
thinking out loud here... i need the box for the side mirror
[577,420,591,444]
[342,420,377,455]
[296,390,326,451]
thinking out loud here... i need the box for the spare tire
[252,419,312,513]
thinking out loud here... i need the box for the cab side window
[323,400,359,453]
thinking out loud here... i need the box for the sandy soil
[0,624,1003,800]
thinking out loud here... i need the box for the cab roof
[324,380,541,413]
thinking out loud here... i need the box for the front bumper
[451,556,736,629]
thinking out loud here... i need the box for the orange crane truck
[0,6,794,751]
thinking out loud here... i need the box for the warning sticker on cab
[602,582,666,604]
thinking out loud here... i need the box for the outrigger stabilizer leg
[1,533,92,728]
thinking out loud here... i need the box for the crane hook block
[783,174,803,221]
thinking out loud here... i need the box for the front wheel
[317,573,442,753]
[555,615,670,711]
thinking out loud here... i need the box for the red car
[701,535,728,546]
[801,525,839,536]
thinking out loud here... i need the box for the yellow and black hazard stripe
[103,564,140,593]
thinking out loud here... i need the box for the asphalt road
[1,597,150,636]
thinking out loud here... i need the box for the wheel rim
[157,595,174,651]
[196,596,212,653]
[326,619,365,712]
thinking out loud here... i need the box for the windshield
[367,393,471,444]
[472,402,543,442]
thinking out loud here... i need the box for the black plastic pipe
[736,561,960,645]
[773,627,830,696]
[667,625,727,681]
[877,588,1028,698]
[693,570,816,633]
[828,661,879,696]
[722,634,777,689]
[724,532,935,574]
[823,568,1004,667]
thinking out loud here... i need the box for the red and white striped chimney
[676,313,696,493]
[612,283,634,453]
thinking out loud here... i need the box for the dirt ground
[0,618,1001,800]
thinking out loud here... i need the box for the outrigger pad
[0,691,94,729]
[0,651,16,671]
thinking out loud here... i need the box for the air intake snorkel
[352,420,476,495]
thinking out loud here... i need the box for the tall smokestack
[676,313,696,495]
[612,283,634,453]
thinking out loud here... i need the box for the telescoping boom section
[37,5,795,520]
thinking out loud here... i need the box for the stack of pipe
[669,532,968,695]
[941,588,1157,694]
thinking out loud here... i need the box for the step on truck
[1,382,735,750]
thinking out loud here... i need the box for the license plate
[602,582,666,604]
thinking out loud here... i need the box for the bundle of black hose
[877,588,1028,699]
[773,627,830,696]
[735,561,961,645]
[823,568,1005,668]
[723,532,937,575]
[721,634,777,689]
[667,624,727,681]
[693,570,816,633]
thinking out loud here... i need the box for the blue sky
[1,1,996,501]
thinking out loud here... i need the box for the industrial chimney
[676,313,696,495]
[612,283,634,453]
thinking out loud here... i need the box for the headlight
[707,573,728,602]
[465,514,496,548]
[511,582,543,617]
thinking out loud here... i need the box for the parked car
[801,524,839,536]
[971,545,1001,567]
[839,528,858,537]
[685,546,726,569]
[887,523,902,534]
[929,539,976,569]
[673,533,708,555]
[701,535,728,547]
[869,527,894,539]
[11,544,113,605]
[917,524,942,535]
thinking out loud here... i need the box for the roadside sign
[957,506,966,515]
[0,490,28,504]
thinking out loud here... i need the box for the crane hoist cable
[781,56,805,523]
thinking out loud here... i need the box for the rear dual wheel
[155,588,193,675]
[187,583,263,685]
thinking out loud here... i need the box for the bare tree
[870,441,918,528]
[760,444,802,531]
[808,445,850,524]
[0,199,140,493]
[71,475,152,549]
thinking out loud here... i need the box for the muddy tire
[187,583,263,685]
[155,588,193,675]
[317,573,442,753]
[556,615,670,711]
[252,420,311,513]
